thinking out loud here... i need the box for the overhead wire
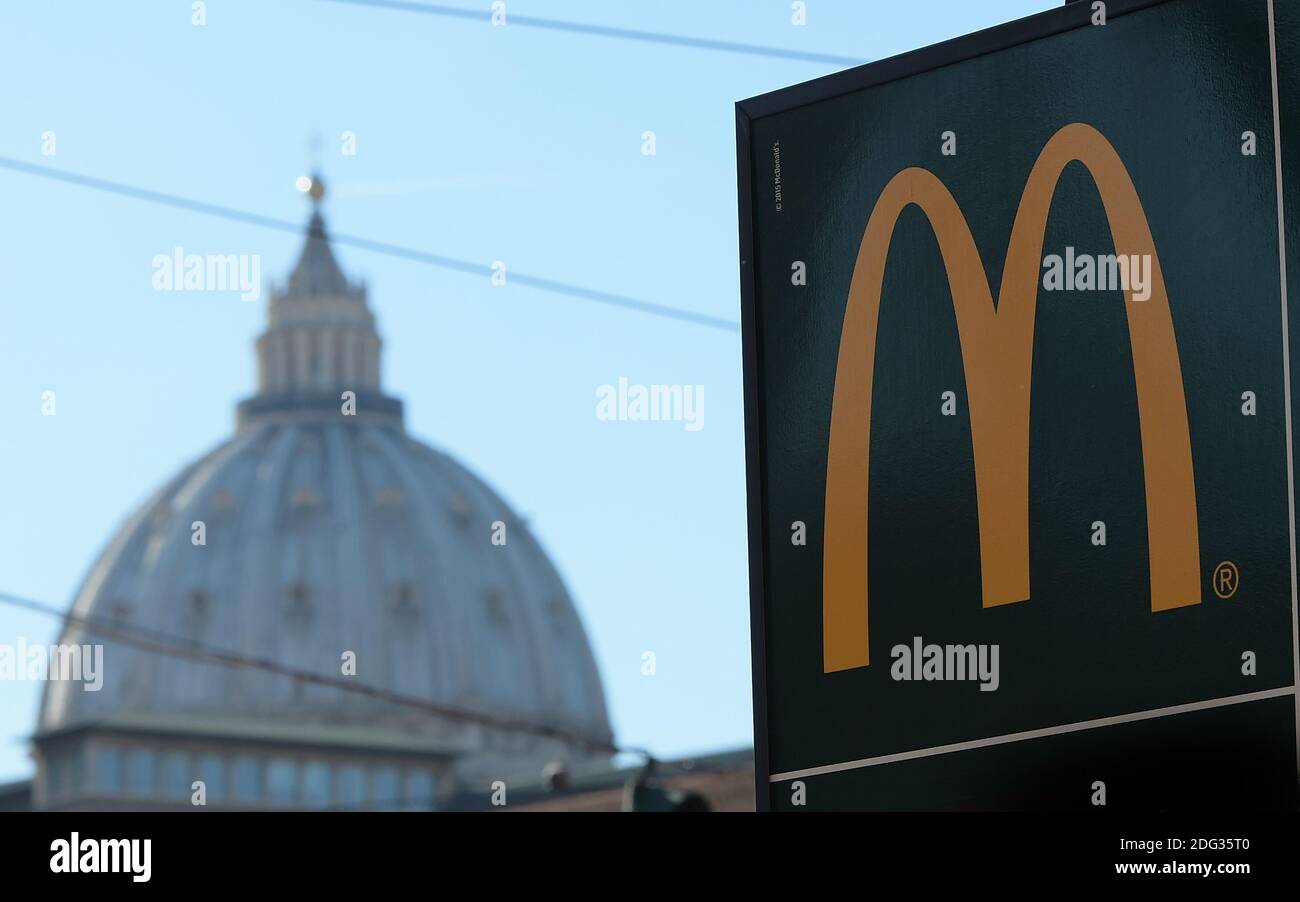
[0,157,740,333]
[0,589,641,758]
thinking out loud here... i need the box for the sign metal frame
[736,0,1298,811]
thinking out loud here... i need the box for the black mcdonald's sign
[738,0,1300,810]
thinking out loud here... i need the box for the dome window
[373,487,405,509]
[388,582,420,626]
[447,493,471,527]
[284,583,314,629]
[209,489,237,514]
[183,591,210,639]
[547,596,568,632]
[108,600,132,624]
[290,485,322,512]
[482,587,510,629]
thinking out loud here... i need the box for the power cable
[0,157,740,333]
[315,0,866,66]
[0,589,641,758]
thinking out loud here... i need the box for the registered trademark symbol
[1212,561,1239,599]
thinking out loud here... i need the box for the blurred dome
[38,192,611,779]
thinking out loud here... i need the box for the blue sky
[0,0,1053,781]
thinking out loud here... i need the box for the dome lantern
[238,173,404,430]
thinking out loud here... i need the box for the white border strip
[1267,0,1300,778]
[770,686,1295,782]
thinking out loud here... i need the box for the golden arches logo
[822,122,1200,674]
